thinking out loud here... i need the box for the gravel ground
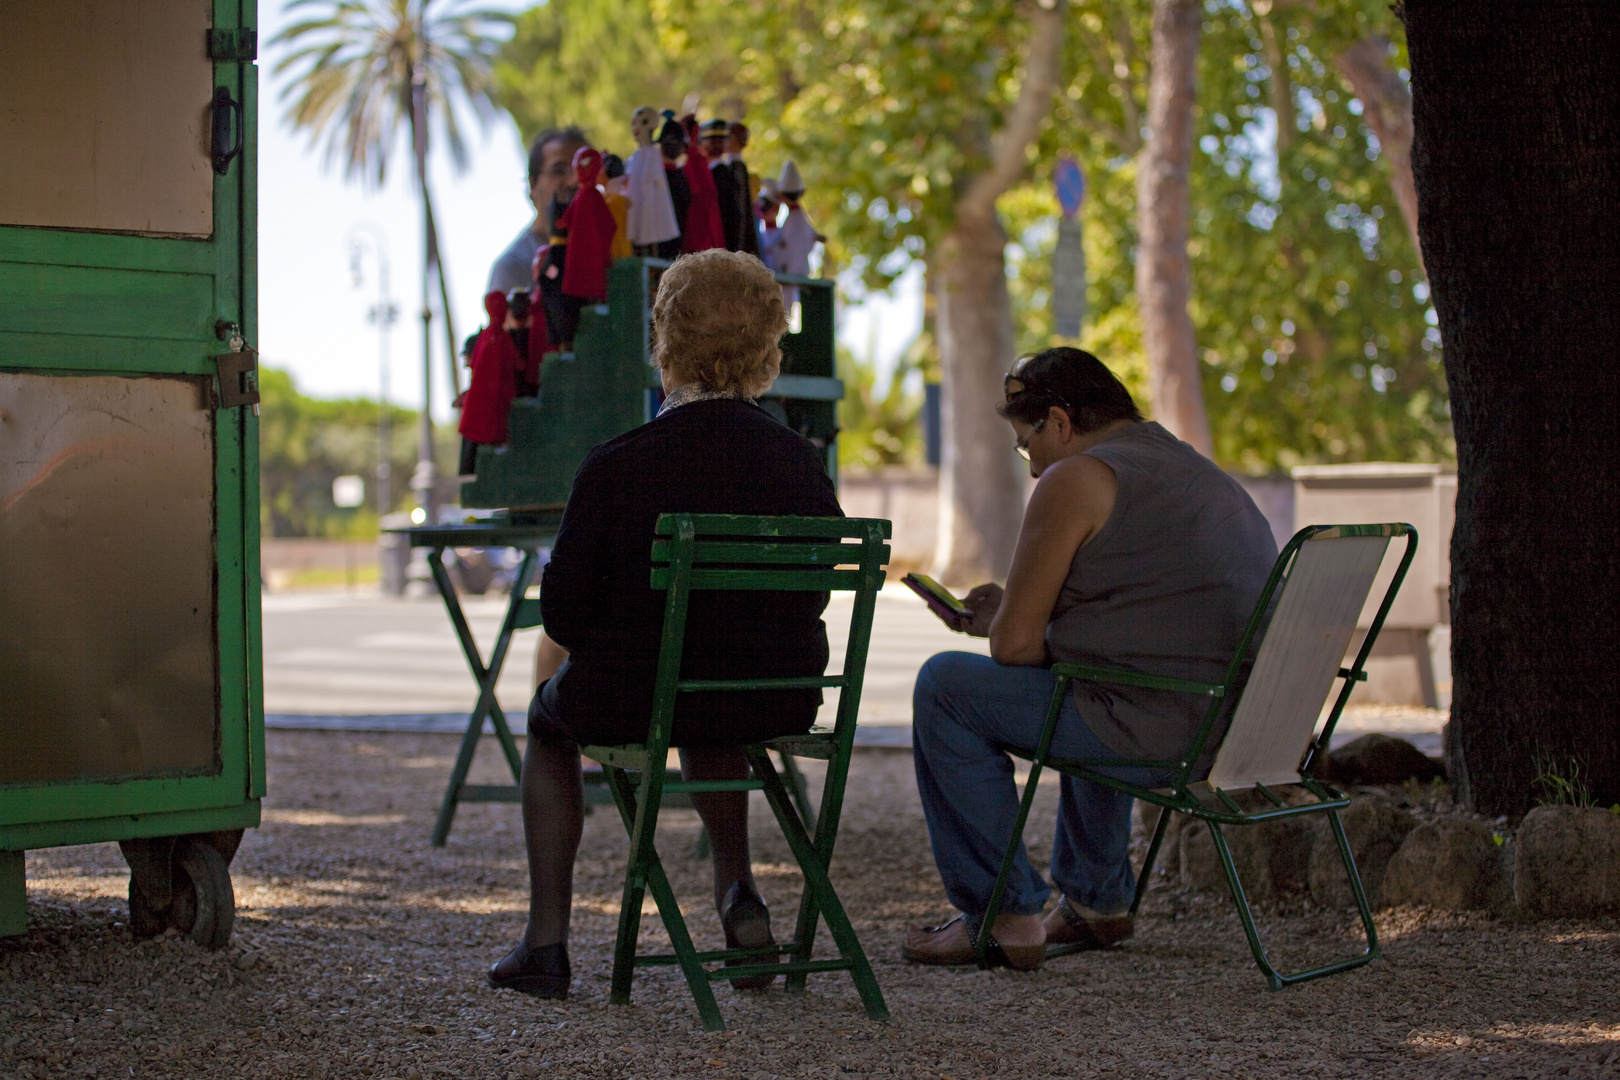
[5,730,1617,1080]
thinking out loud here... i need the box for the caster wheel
[170,836,235,949]
[122,835,236,948]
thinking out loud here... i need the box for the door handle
[211,87,243,175]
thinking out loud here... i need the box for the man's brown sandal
[902,914,1045,972]
[1044,895,1134,951]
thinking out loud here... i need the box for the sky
[255,0,922,421]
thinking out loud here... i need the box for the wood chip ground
[4,731,1616,1079]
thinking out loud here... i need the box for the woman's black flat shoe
[720,882,779,990]
[488,941,570,999]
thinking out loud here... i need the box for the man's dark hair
[526,125,589,186]
[997,346,1142,433]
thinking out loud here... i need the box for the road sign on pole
[1052,156,1088,339]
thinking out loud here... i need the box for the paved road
[263,586,1444,753]
[262,584,986,729]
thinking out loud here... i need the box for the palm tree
[272,0,507,517]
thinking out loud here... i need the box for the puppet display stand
[398,256,842,844]
[1,2,262,943]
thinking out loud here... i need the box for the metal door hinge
[207,28,258,62]
[212,321,261,412]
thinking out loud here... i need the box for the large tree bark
[1255,5,1295,153]
[1405,3,1620,816]
[931,0,1065,584]
[933,213,1027,583]
[1135,0,1211,456]
[1335,34,1423,272]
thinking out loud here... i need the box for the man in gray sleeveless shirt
[904,347,1277,970]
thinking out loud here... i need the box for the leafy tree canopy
[259,368,444,538]
[496,0,1449,471]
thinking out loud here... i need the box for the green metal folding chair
[579,513,892,1031]
[978,523,1419,990]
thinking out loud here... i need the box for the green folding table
[397,518,556,847]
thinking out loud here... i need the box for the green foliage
[258,368,436,538]
[836,343,924,471]
[1187,3,1449,471]
[495,0,680,149]
[496,0,1451,471]
[1532,754,1599,809]
[270,0,510,184]
[1020,0,1449,470]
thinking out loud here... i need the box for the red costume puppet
[558,147,617,303]
[459,289,547,448]
[678,114,726,253]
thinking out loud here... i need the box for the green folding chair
[579,513,892,1031]
[978,523,1419,990]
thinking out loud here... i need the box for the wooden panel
[0,334,213,377]
[0,370,218,786]
[0,227,217,275]
[0,0,215,236]
[1293,465,1445,630]
[0,262,215,342]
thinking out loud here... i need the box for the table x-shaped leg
[428,546,542,847]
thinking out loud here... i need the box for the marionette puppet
[535,192,581,348]
[756,178,783,272]
[701,118,748,254]
[624,106,680,256]
[655,113,692,260]
[558,146,616,305]
[699,117,741,250]
[727,122,761,256]
[675,113,725,254]
[773,161,824,307]
[600,154,633,261]
[459,287,548,472]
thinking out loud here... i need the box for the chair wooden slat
[653,512,892,540]
[651,539,889,566]
[650,567,866,591]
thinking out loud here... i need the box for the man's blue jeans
[912,651,1174,919]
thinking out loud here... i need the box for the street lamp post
[409,73,438,534]
[346,223,398,518]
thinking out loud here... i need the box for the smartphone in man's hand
[902,573,970,628]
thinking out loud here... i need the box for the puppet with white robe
[772,161,821,308]
[624,106,680,252]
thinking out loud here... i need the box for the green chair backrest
[645,513,893,752]
[1179,523,1419,791]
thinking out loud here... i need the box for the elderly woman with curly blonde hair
[489,250,843,1000]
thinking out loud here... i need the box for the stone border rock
[1515,804,1620,918]
[1135,737,1619,921]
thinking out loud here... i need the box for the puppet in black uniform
[534,188,583,349]
[656,112,690,260]
[701,118,759,256]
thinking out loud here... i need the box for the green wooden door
[0,0,263,845]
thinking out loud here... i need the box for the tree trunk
[1256,7,1295,154]
[928,0,1066,585]
[423,187,462,399]
[1135,0,1211,456]
[1335,34,1423,272]
[1406,2,1620,816]
[931,211,1028,584]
